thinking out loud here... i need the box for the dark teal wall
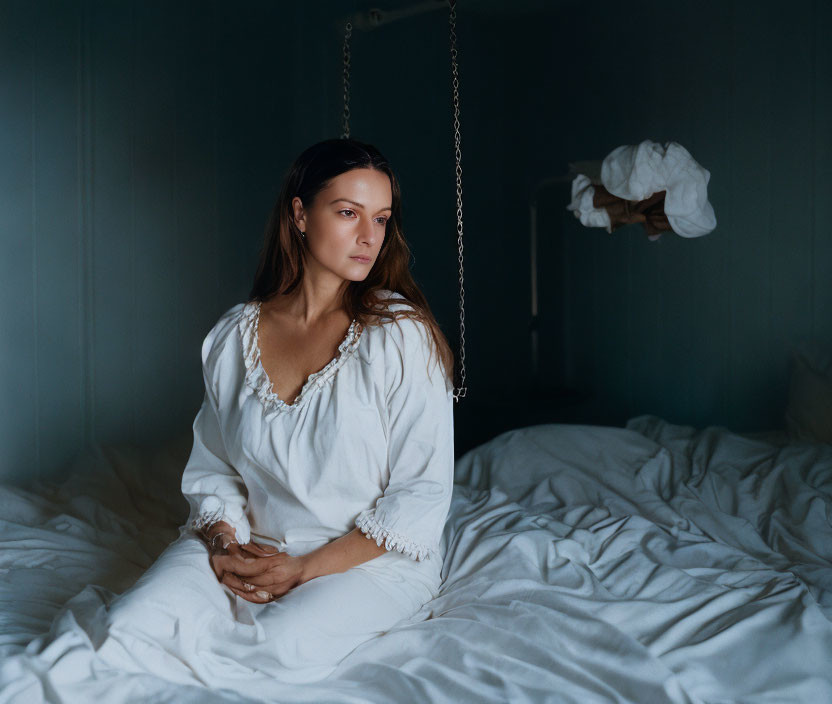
[1,0,830,483]
[516,0,832,434]
[341,0,832,446]
[0,0,344,483]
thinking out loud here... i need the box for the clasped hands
[203,521,305,604]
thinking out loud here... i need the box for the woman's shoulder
[366,290,424,337]
[366,291,434,365]
[375,288,404,301]
[372,288,422,319]
[367,292,450,394]
[200,301,248,369]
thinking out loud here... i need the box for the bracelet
[209,531,238,551]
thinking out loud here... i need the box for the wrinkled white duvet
[1,415,830,703]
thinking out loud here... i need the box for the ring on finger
[242,582,255,592]
[255,590,272,600]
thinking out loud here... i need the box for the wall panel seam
[31,18,40,479]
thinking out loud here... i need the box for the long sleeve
[354,314,455,561]
[180,330,252,545]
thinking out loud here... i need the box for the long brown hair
[248,138,455,389]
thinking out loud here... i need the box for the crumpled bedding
[1,416,830,703]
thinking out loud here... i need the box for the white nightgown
[2,290,455,700]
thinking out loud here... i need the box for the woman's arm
[298,527,388,584]
[351,314,455,562]
[182,390,253,544]
[182,317,254,546]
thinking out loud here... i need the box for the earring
[301,230,306,239]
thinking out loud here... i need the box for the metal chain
[340,5,467,402]
[342,21,352,139]
[448,0,467,401]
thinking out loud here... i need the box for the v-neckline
[241,300,362,413]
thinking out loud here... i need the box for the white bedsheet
[1,416,830,703]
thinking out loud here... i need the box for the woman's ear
[291,196,306,232]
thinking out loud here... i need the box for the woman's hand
[215,544,305,603]
[202,520,238,551]
[201,524,305,604]
[202,520,247,586]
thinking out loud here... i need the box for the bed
[1,409,830,703]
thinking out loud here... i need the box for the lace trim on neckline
[238,301,363,414]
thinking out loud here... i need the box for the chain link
[342,21,352,139]
[341,4,467,401]
[448,0,467,401]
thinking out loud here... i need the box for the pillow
[784,339,832,444]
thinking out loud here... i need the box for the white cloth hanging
[567,140,717,239]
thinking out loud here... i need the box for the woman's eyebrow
[329,198,392,213]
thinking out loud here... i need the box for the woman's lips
[350,256,371,263]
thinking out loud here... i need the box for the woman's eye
[340,209,387,225]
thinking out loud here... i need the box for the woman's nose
[360,219,376,244]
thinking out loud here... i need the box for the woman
[2,138,457,700]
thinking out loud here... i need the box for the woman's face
[292,168,392,282]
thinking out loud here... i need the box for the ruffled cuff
[189,495,252,545]
[355,508,440,562]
